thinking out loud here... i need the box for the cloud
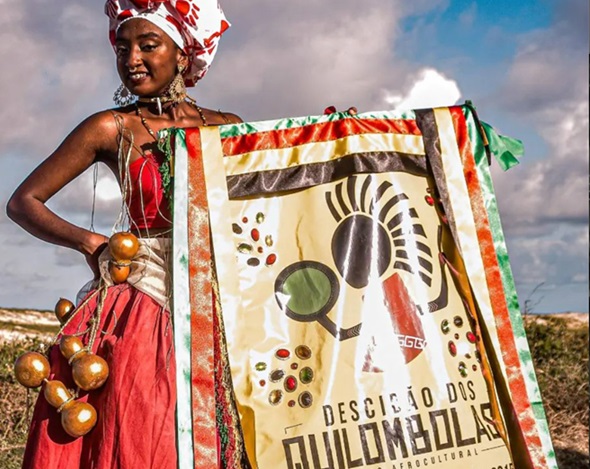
[491,0,588,232]
[383,68,461,110]
[0,1,117,155]
[46,165,121,231]
[0,0,586,313]
[0,218,91,309]
[506,224,588,312]
[493,100,588,232]
[485,2,589,312]
[508,226,588,285]
[1,0,455,310]
[199,0,448,119]
[458,3,477,28]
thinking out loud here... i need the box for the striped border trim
[219,109,418,139]
[434,107,548,468]
[227,151,428,198]
[171,129,195,469]
[223,132,424,177]
[463,107,557,468]
[185,129,218,468]
[222,117,421,156]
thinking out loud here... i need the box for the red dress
[22,153,177,469]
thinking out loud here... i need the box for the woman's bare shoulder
[67,108,134,155]
[79,108,132,135]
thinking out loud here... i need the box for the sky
[0,0,587,313]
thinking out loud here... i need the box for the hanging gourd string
[100,310,118,336]
[90,164,98,233]
[86,285,109,353]
[47,110,177,359]
[45,287,104,353]
[113,113,139,235]
[131,159,157,285]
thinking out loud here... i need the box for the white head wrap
[105,0,229,86]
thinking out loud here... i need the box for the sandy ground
[1,306,586,346]
[0,308,60,343]
[3,309,586,340]
[531,312,589,327]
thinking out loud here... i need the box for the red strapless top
[126,151,172,230]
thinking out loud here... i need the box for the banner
[172,105,556,469]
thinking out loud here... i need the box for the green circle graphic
[275,261,340,322]
[283,268,332,316]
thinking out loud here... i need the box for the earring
[168,65,187,104]
[113,84,136,106]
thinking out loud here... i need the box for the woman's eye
[141,44,158,52]
[115,47,128,56]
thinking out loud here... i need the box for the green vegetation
[0,315,587,468]
[0,338,46,469]
[523,315,589,468]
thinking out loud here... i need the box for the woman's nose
[125,47,142,69]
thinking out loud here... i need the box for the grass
[0,338,46,469]
[0,316,587,468]
[523,315,589,468]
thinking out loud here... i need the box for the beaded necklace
[136,99,208,142]
[134,100,207,205]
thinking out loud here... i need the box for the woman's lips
[128,72,148,84]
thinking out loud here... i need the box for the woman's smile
[127,71,149,85]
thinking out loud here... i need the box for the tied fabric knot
[465,100,523,171]
[480,121,524,171]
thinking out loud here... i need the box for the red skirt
[22,284,177,469]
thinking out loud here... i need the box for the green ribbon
[480,121,523,171]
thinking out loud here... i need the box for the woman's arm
[222,112,243,124]
[6,111,119,277]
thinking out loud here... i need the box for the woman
[7,1,244,468]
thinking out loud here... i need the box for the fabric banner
[172,105,556,469]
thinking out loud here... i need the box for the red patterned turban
[105,0,230,86]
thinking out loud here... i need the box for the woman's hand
[83,233,110,280]
[324,106,358,115]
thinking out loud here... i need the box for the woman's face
[115,19,186,98]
